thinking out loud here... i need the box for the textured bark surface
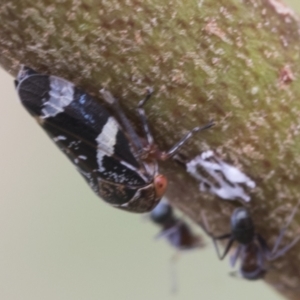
[1,0,300,299]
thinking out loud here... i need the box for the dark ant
[150,201,204,250]
[201,203,300,280]
[150,201,204,293]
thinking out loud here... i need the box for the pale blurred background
[0,1,299,299]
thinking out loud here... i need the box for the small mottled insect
[15,66,213,213]
[150,201,204,250]
[201,204,300,280]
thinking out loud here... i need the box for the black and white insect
[15,66,213,213]
[201,204,300,280]
[150,201,204,250]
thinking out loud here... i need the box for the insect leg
[154,222,181,240]
[269,200,300,259]
[214,236,235,260]
[230,244,243,267]
[170,252,180,294]
[269,234,300,261]
[256,234,271,256]
[161,121,214,160]
[200,210,232,259]
[136,87,155,145]
[229,270,243,279]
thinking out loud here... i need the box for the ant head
[150,201,173,224]
[231,207,255,244]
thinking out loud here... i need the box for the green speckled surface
[1,0,300,299]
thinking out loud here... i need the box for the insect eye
[153,175,168,198]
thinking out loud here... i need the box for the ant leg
[214,236,235,260]
[155,222,181,240]
[256,234,271,257]
[230,244,242,267]
[200,211,233,259]
[269,235,300,261]
[246,247,267,280]
[136,87,155,145]
[229,270,242,279]
[269,200,300,260]
[200,211,230,238]
[161,121,215,160]
[170,251,180,294]
[100,89,144,154]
